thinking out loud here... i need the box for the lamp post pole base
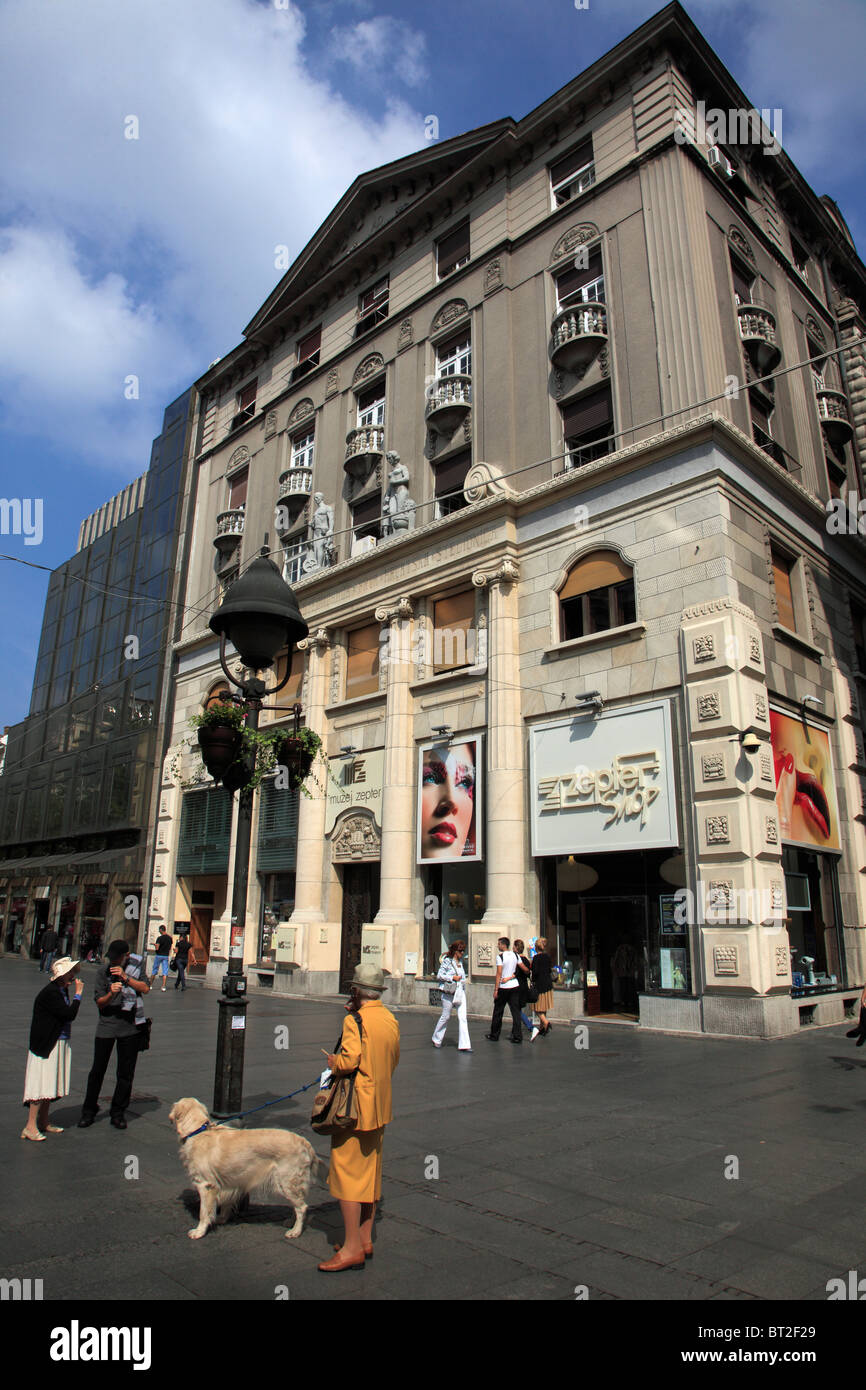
[213,990,249,1119]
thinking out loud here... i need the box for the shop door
[32,901,50,957]
[340,864,380,987]
[583,897,647,1018]
[189,909,211,972]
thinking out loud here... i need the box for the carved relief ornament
[331,810,381,862]
[551,224,600,263]
[472,557,519,588]
[352,353,385,387]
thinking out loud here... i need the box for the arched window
[559,550,635,641]
[203,682,232,710]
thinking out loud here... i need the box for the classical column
[373,596,418,957]
[472,557,531,935]
[290,627,330,928]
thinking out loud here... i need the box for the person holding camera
[78,940,150,1131]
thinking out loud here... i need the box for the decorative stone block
[775,944,790,975]
[697,692,721,721]
[713,945,739,976]
[701,753,725,781]
[765,815,779,845]
[693,635,715,663]
[706,815,730,844]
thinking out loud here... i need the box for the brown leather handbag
[310,1013,363,1134]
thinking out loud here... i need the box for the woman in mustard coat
[318,964,400,1272]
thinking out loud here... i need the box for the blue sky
[1,0,865,728]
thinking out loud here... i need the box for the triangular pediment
[244,120,511,338]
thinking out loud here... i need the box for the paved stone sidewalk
[4,956,866,1302]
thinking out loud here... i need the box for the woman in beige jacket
[318,964,400,1272]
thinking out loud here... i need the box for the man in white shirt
[486,937,523,1044]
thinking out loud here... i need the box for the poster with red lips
[769,709,840,853]
[416,736,482,863]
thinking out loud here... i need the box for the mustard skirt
[328,1126,385,1202]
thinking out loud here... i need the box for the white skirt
[23,1040,72,1104]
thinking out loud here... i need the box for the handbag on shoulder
[310,1013,364,1134]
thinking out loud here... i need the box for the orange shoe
[318,1250,366,1272]
[334,1242,373,1259]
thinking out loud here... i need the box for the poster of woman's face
[417,736,482,863]
[770,709,840,852]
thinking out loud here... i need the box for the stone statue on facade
[381,452,416,537]
[304,491,334,571]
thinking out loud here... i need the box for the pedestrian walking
[486,936,523,1043]
[39,926,59,973]
[432,940,471,1050]
[22,957,83,1140]
[513,939,534,1036]
[318,964,400,1272]
[529,937,554,1040]
[78,940,150,1131]
[172,933,196,991]
[150,929,173,992]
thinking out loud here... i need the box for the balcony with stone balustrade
[425,375,472,436]
[213,507,244,556]
[344,425,384,480]
[815,389,853,448]
[549,302,607,373]
[737,302,781,373]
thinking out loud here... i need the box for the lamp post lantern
[208,544,308,1118]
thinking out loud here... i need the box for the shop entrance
[189,908,211,973]
[340,864,380,987]
[32,900,50,958]
[582,897,647,1019]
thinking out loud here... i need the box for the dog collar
[181,1122,210,1144]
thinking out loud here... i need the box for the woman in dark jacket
[22,957,83,1140]
[530,938,554,1041]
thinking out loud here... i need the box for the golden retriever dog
[169,1097,328,1241]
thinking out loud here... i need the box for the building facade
[0,391,194,960]
[148,3,866,1036]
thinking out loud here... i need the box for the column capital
[297,626,330,653]
[374,595,413,624]
[471,556,519,589]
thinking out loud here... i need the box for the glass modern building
[0,390,193,959]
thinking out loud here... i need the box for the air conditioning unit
[707,146,733,178]
[352,535,377,557]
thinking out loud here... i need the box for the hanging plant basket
[276,730,321,790]
[197,724,243,782]
[221,751,256,793]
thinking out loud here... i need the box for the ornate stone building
[146,3,866,1036]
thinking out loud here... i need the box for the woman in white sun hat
[21,957,83,1141]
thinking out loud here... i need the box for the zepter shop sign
[529,700,678,855]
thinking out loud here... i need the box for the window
[351,492,381,547]
[228,468,248,510]
[290,427,315,472]
[357,386,385,428]
[436,333,472,378]
[559,551,636,641]
[550,138,595,207]
[791,238,809,276]
[432,590,475,672]
[281,538,306,585]
[346,623,380,699]
[204,683,231,710]
[433,450,471,518]
[555,247,605,309]
[561,386,613,469]
[232,380,257,430]
[219,566,239,602]
[437,222,470,279]
[730,257,754,306]
[271,647,304,703]
[750,397,784,466]
[807,337,826,393]
[292,327,321,382]
[356,276,389,336]
[771,545,796,631]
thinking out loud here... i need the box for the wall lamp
[431,724,453,744]
[339,745,357,759]
[573,690,604,714]
[729,731,762,753]
[801,695,823,711]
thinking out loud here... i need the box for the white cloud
[328,16,428,86]
[0,0,427,467]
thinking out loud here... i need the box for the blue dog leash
[180,1075,323,1143]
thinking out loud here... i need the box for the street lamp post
[208,544,308,1119]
